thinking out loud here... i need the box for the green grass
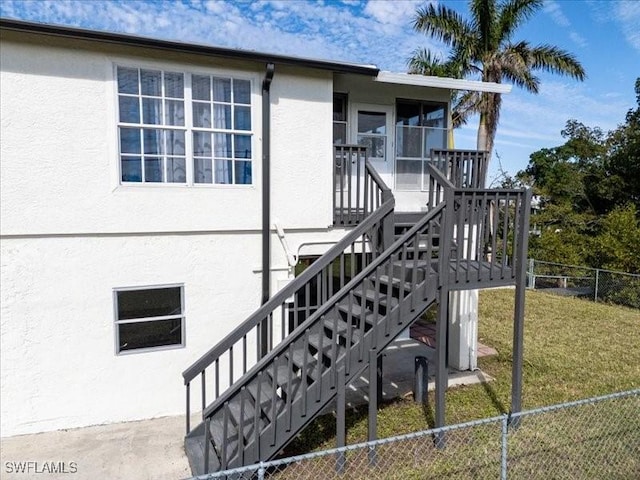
[284,289,639,454]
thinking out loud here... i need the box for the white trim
[111,60,260,188]
[375,71,512,94]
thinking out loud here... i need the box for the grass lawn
[285,289,639,453]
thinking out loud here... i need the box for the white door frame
[350,103,394,185]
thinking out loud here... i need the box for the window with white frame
[114,285,184,353]
[395,100,448,191]
[116,66,253,185]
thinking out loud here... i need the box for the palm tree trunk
[477,113,489,151]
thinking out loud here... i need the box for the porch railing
[427,163,532,286]
[183,163,394,435]
[431,149,489,189]
[334,145,392,226]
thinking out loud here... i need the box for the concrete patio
[1,337,496,480]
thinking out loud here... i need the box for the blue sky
[2,0,638,182]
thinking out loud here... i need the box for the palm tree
[410,0,586,155]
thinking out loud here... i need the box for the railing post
[185,383,190,435]
[336,364,346,473]
[381,189,394,251]
[368,349,378,466]
[511,189,532,418]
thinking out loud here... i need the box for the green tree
[520,79,640,274]
[605,78,640,209]
[410,0,585,155]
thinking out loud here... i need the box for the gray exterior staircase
[182,147,531,475]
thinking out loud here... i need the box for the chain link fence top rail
[527,259,640,309]
[189,389,639,480]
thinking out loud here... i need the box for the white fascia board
[375,71,512,94]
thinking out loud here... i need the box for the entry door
[352,104,394,188]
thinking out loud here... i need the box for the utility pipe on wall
[260,63,275,357]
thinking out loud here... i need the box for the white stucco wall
[0,233,265,436]
[0,30,456,437]
[0,34,334,236]
[0,33,336,436]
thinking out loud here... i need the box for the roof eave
[375,71,512,94]
[0,18,380,76]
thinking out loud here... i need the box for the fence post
[594,268,599,302]
[527,258,535,289]
[501,414,508,480]
[258,461,265,480]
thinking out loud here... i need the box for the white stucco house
[0,18,512,439]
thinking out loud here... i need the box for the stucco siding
[0,233,264,436]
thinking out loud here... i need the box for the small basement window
[114,285,184,354]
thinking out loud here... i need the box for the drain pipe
[260,63,275,358]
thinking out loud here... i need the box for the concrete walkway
[1,338,493,480]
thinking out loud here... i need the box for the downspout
[260,63,275,357]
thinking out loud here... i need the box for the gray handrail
[426,162,455,189]
[203,200,447,418]
[365,159,391,197]
[183,198,394,384]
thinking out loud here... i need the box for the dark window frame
[333,92,348,145]
[114,284,185,355]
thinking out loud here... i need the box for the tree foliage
[410,0,585,155]
[521,79,640,273]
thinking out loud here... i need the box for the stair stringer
[186,200,449,475]
[188,267,442,475]
[257,274,440,462]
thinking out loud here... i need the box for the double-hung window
[114,285,184,354]
[116,66,253,186]
[395,101,448,191]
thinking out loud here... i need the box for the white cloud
[543,0,570,27]
[364,0,423,26]
[615,0,640,52]
[569,32,587,48]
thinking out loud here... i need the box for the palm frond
[413,3,477,53]
[407,48,457,77]
[499,41,540,92]
[497,0,543,43]
[527,44,587,80]
[452,90,481,127]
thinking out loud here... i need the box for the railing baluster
[302,332,309,416]
[346,290,353,374]
[501,194,511,278]
[286,344,294,431]
[215,359,219,398]
[270,357,278,446]
[305,282,310,324]
[221,402,229,469]
[467,192,476,283]
[243,335,247,374]
[317,319,324,403]
[239,387,246,465]
[185,382,190,434]
[201,371,206,412]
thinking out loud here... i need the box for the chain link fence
[189,389,639,480]
[527,259,640,309]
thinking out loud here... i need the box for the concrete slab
[1,415,190,480]
[0,338,492,480]
[339,338,493,408]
